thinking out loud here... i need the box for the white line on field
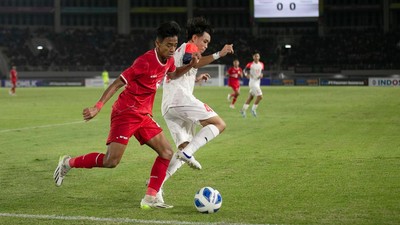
[0,120,95,133]
[0,212,280,225]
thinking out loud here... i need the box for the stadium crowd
[1,27,399,73]
[282,29,400,70]
[0,27,152,71]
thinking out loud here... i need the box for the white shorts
[163,98,218,147]
[249,85,262,97]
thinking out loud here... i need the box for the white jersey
[245,61,264,88]
[161,42,198,115]
[161,42,219,147]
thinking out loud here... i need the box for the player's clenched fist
[191,52,201,64]
[196,73,211,82]
[82,107,99,121]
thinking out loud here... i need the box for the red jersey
[114,49,176,115]
[227,66,243,88]
[10,68,17,82]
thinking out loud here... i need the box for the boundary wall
[1,67,399,87]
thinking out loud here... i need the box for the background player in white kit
[159,17,234,203]
[240,51,264,118]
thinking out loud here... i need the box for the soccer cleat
[251,109,257,117]
[177,151,202,170]
[240,109,246,118]
[145,179,165,203]
[229,104,235,109]
[140,196,173,209]
[53,155,71,187]
[156,188,165,204]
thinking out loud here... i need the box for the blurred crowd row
[0,27,399,72]
[282,29,400,70]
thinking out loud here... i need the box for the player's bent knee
[217,119,226,133]
[159,148,174,160]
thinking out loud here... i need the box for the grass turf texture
[0,86,399,225]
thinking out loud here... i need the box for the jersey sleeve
[244,63,252,75]
[167,57,176,73]
[174,44,184,67]
[120,57,149,85]
[227,67,233,75]
[182,43,198,64]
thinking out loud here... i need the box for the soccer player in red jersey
[53,21,200,209]
[226,59,243,109]
[9,66,17,96]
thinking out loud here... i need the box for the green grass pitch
[0,86,399,225]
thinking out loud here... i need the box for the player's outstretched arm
[243,68,250,78]
[82,77,125,121]
[195,44,234,69]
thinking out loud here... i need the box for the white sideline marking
[0,212,278,225]
[0,120,91,133]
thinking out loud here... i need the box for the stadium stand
[1,27,398,73]
[0,0,399,81]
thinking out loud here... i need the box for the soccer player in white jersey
[159,17,233,203]
[240,51,264,118]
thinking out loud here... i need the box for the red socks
[232,97,237,105]
[146,156,170,195]
[69,152,105,168]
[68,153,169,196]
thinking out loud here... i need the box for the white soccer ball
[194,186,222,213]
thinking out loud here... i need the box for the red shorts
[229,82,240,92]
[107,109,162,146]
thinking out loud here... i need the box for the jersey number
[204,104,213,112]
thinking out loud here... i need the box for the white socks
[242,104,249,111]
[163,152,184,182]
[243,104,258,111]
[181,124,219,156]
[163,124,220,183]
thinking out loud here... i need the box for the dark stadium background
[0,0,399,86]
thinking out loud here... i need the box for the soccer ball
[194,187,222,213]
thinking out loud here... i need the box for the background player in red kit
[226,59,243,109]
[53,21,200,209]
[9,66,17,96]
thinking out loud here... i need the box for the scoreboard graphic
[254,0,319,18]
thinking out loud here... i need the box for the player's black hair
[156,21,181,41]
[253,50,260,55]
[186,17,213,41]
